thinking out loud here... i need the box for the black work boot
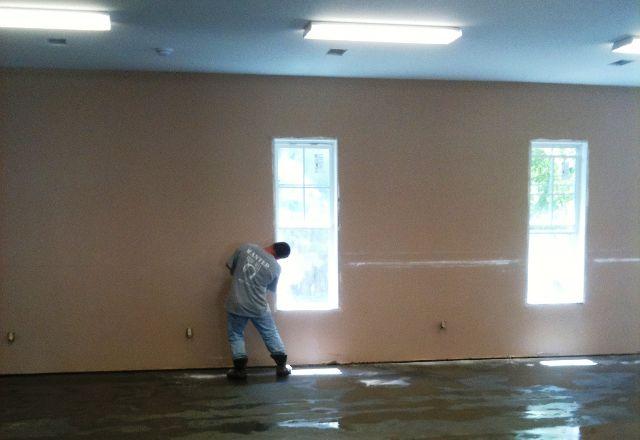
[271,353,292,377]
[226,357,248,380]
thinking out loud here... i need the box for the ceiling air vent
[326,48,347,56]
[47,38,67,45]
[610,59,634,66]
[155,47,174,57]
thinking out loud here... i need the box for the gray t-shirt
[225,244,281,317]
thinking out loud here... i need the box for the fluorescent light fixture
[304,21,461,45]
[612,36,640,54]
[291,367,342,376]
[0,8,111,31]
[540,359,597,367]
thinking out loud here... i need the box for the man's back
[226,244,280,317]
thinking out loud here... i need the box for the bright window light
[0,8,111,31]
[540,359,597,367]
[527,141,588,305]
[304,21,461,45]
[291,368,342,376]
[612,36,640,54]
[273,138,339,311]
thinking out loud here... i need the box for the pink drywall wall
[1,69,638,374]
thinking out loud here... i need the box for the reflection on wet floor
[525,402,580,419]
[516,425,581,439]
[540,359,598,367]
[359,378,410,387]
[278,419,340,429]
[1,355,639,439]
[290,367,343,376]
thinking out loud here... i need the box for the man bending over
[225,242,292,380]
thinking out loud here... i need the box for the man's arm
[226,250,239,275]
[266,276,279,294]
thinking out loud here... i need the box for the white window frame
[526,139,588,305]
[273,138,339,311]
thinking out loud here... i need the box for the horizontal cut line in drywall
[348,259,518,268]
[593,258,640,264]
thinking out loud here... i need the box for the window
[273,138,338,310]
[527,140,588,304]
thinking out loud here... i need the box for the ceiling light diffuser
[304,21,461,45]
[612,36,640,54]
[0,8,111,31]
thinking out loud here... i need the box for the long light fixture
[304,21,461,45]
[0,8,111,31]
[612,36,640,54]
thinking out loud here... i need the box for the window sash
[529,144,582,233]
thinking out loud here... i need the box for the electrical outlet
[186,327,193,339]
[7,331,15,343]
[440,321,447,330]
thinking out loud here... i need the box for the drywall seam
[593,258,640,263]
[348,259,519,268]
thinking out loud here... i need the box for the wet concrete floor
[1,355,639,439]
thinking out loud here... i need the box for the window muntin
[274,139,338,311]
[527,141,588,304]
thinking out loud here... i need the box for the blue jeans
[227,312,286,360]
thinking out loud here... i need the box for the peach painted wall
[1,69,638,374]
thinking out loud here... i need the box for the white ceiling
[1,0,639,86]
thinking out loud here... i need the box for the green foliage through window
[529,147,577,230]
